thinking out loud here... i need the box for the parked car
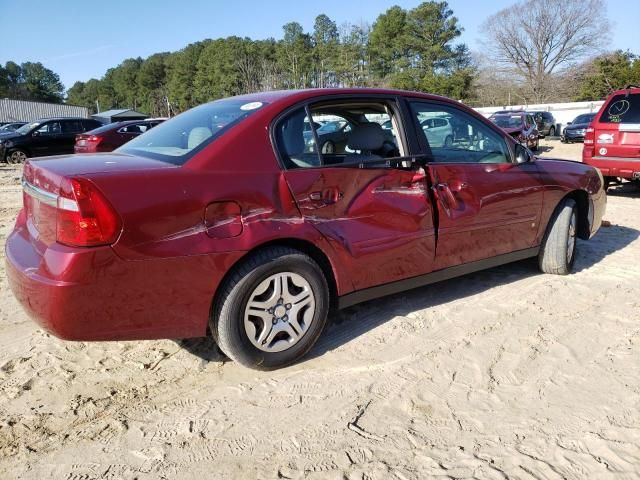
[583,85,640,188]
[0,122,27,133]
[530,111,557,136]
[0,117,102,163]
[421,116,454,147]
[561,113,596,143]
[489,111,541,150]
[74,119,165,153]
[6,88,606,370]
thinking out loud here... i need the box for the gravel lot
[1,141,639,479]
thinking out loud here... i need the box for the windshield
[490,115,523,129]
[16,122,41,135]
[117,98,267,165]
[572,114,595,124]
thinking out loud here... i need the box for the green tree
[167,42,207,112]
[368,2,473,98]
[137,53,170,115]
[312,14,339,87]
[368,6,409,78]
[576,51,640,100]
[2,62,65,102]
[279,22,313,88]
[111,57,143,110]
[335,22,371,87]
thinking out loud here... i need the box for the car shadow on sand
[309,221,638,358]
[177,218,638,365]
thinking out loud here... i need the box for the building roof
[93,109,147,118]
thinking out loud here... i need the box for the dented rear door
[284,166,435,291]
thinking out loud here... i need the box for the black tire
[212,246,329,370]
[444,135,453,148]
[538,198,577,275]
[549,126,556,137]
[532,138,539,151]
[6,148,28,164]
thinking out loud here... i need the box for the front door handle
[435,182,459,209]
[309,187,343,206]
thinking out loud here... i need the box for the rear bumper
[584,156,640,180]
[5,225,245,341]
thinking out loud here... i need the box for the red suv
[583,85,640,188]
[5,89,606,370]
[74,119,165,153]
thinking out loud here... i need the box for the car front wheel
[538,198,577,275]
[7,149,28,164]
[212,246,329,370]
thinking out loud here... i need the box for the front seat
[346,123,386,163]
[281,114,321,168]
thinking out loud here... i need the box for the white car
[421,117,453,147]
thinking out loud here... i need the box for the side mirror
[515,143,532,164]
[32,131,40,137]
[567,122,572,125]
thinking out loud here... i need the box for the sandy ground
[0,141,639,479]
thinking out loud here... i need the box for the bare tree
[481,0,610,103]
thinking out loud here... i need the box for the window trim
[270,93,411,171]
[407,99,516,165]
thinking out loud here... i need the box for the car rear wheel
[538,198,577,275]
[549,126,556,137]
[212,246,329,370]
[7,149,28,164]
[444,135,453,148]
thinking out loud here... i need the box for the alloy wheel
[244,272,315,353]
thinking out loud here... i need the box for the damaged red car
[489,110,541,151]
[6,89,606,370]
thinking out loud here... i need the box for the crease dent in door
[284,167,436,290]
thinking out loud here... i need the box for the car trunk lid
[21,153,176,250]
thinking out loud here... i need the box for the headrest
[188,127,212,149]
[347,122,385,151]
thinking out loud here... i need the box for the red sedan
[6,89,606,370]
[74,119,165,153]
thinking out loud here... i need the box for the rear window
[600,93,640,123]
[117,99,267,165]
[490,115,523,129]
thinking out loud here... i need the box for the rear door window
[274,100,406,169]
[601,94,640,123]
[62,120,83,134]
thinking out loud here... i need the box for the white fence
[474,101,605,134]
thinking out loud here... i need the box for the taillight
[583,126,595,157]
[584,127,594,145]
[56,177,121,247]
[88,135,102,143]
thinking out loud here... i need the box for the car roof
[32,117,95,122]
[216,88,463,108]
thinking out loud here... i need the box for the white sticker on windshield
[240,102,263,111]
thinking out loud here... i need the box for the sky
[0,0,637,90]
